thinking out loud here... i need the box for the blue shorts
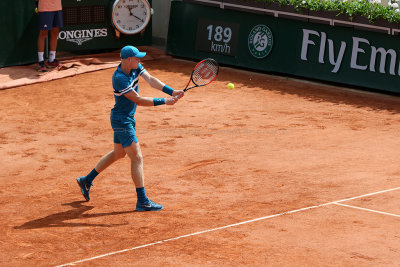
[38,11,63,31]
[111,118,138,148]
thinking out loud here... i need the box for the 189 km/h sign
[195,18,239,57]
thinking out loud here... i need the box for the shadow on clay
[14,200,134,229]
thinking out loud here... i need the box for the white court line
[56,186,400,267]
[331,186,400,204]
[333,202,400,218]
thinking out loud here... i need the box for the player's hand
[166,96,179,105]
[172,90,184,99]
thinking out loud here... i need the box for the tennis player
[77,45,184,211]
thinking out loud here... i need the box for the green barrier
[167,1,400,94]
[0,0,38,67]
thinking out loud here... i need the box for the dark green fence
[167,1,400,94]
[0,0,38,67]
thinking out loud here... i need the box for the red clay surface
[1,57,400,266]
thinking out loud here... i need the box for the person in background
[35,0,63,72]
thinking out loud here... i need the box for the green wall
[167,1,400,94]
[0,0,38,67]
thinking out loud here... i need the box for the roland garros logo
[248,24,273,59]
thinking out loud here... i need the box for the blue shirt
[111,63,146,122]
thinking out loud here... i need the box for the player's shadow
[14,201,134,229]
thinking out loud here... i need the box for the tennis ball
[227,83,234,90]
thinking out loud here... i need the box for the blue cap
[120,46,146,59]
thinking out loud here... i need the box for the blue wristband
[154,98,165,106]
[162,85,174,96]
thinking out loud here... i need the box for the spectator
[35,0,63,72]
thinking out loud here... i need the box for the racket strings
[192,59,219,86]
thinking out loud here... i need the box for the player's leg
[124,142,163,211]
[95,143,126,173]
[77,143,126,201]
[106,119,162,210]
[123,142,145,188]
[110,119,144,188]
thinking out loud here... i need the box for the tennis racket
[183,58,219,92]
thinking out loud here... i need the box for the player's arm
[141,71,184,99]
[123,89,178,106]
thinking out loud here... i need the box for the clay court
[1,55,400,266]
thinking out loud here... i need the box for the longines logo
[248,24,273,59]
[58,28,108,45]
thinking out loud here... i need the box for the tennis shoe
[77,176,92,201]
[37,61,47,72]
[46,59,62,69]
[136,199,163,211]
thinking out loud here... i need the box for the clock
[111,0,152,37]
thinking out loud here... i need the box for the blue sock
[85,168,98,184]
[136,187,148,203]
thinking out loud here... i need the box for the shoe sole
[136,206,163,212]
[76,178,90,201]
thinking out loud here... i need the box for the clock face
[112,0,151,35]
